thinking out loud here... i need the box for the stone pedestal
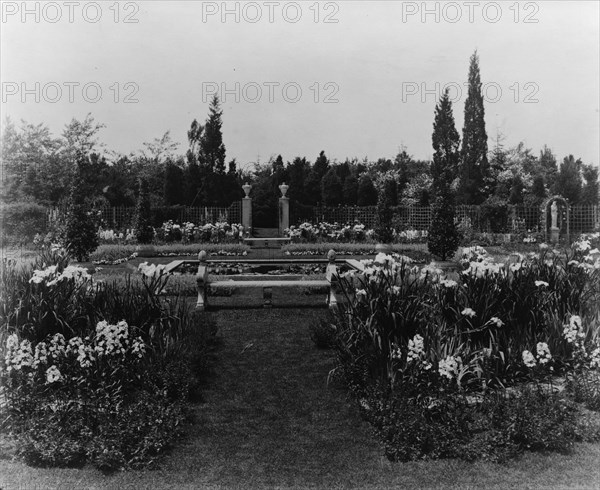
[550,226,560,244]
[242,197,252,234]
[278,197,289,236]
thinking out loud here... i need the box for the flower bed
[285,221,433,244]
[330,240,600,461]
[90,243,250,264]
[97,221,245,246]
[282,242,433,261]
[0,247,216,470]
[284,222,376,243]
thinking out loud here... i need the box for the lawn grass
[1,302,599,489]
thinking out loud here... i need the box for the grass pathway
[2,307,600,489]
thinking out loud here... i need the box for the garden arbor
[541,195,570,244]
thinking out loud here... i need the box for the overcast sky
[1,0,599,169]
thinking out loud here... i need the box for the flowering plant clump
[438,355,461,380]
[0,245,216,470]
[160,220,183,242]
[459,245,490,264]
[98,228,136,244]
[334,244,600,392]
[394,229,428,243]
[137,261,172,297]
[29,264,91,287]
[0,321,187,469]
[329,241,600,462]
[285,221,376,243]
[93,251,138,266]
[284,221,429,244]
[0,313,204,469]
[522,342,553,370]
[2,321,146,378]
[562,314,600,385]
[99,221,245,245]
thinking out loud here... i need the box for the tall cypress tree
[460,51,489,204]
[200,95,226,174]
[431,89,460,190]
[428,89,461,261]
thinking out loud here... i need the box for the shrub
[63,176,99,262]
[427,189,460,261]
[357,174,378,206]
[0,201,48,245]
[354,381,580,463]
[481,196,510,233]
[482,387,578,454]
[134,178,154,244]
[309,316,338,349]
[375,178,396,244]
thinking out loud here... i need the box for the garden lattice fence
[46,202,599,235]
[48,202,242,230]
[308,204,600,234]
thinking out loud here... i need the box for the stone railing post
[196,250,209,310]
[325,249,339,310]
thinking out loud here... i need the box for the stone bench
[209,279,331,308]
[195,250,341,310]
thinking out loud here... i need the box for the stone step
[252,227,280,238]
[244,237,291,249]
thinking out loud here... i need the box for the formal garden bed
[89,243,250,265]
[0,246,218,471]
[322,236,600,462]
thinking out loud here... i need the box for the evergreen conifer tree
[428,89,461,260]
[134,177,154,244]
[459,51,489,204]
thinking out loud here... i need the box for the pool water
[172,261,354,276]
